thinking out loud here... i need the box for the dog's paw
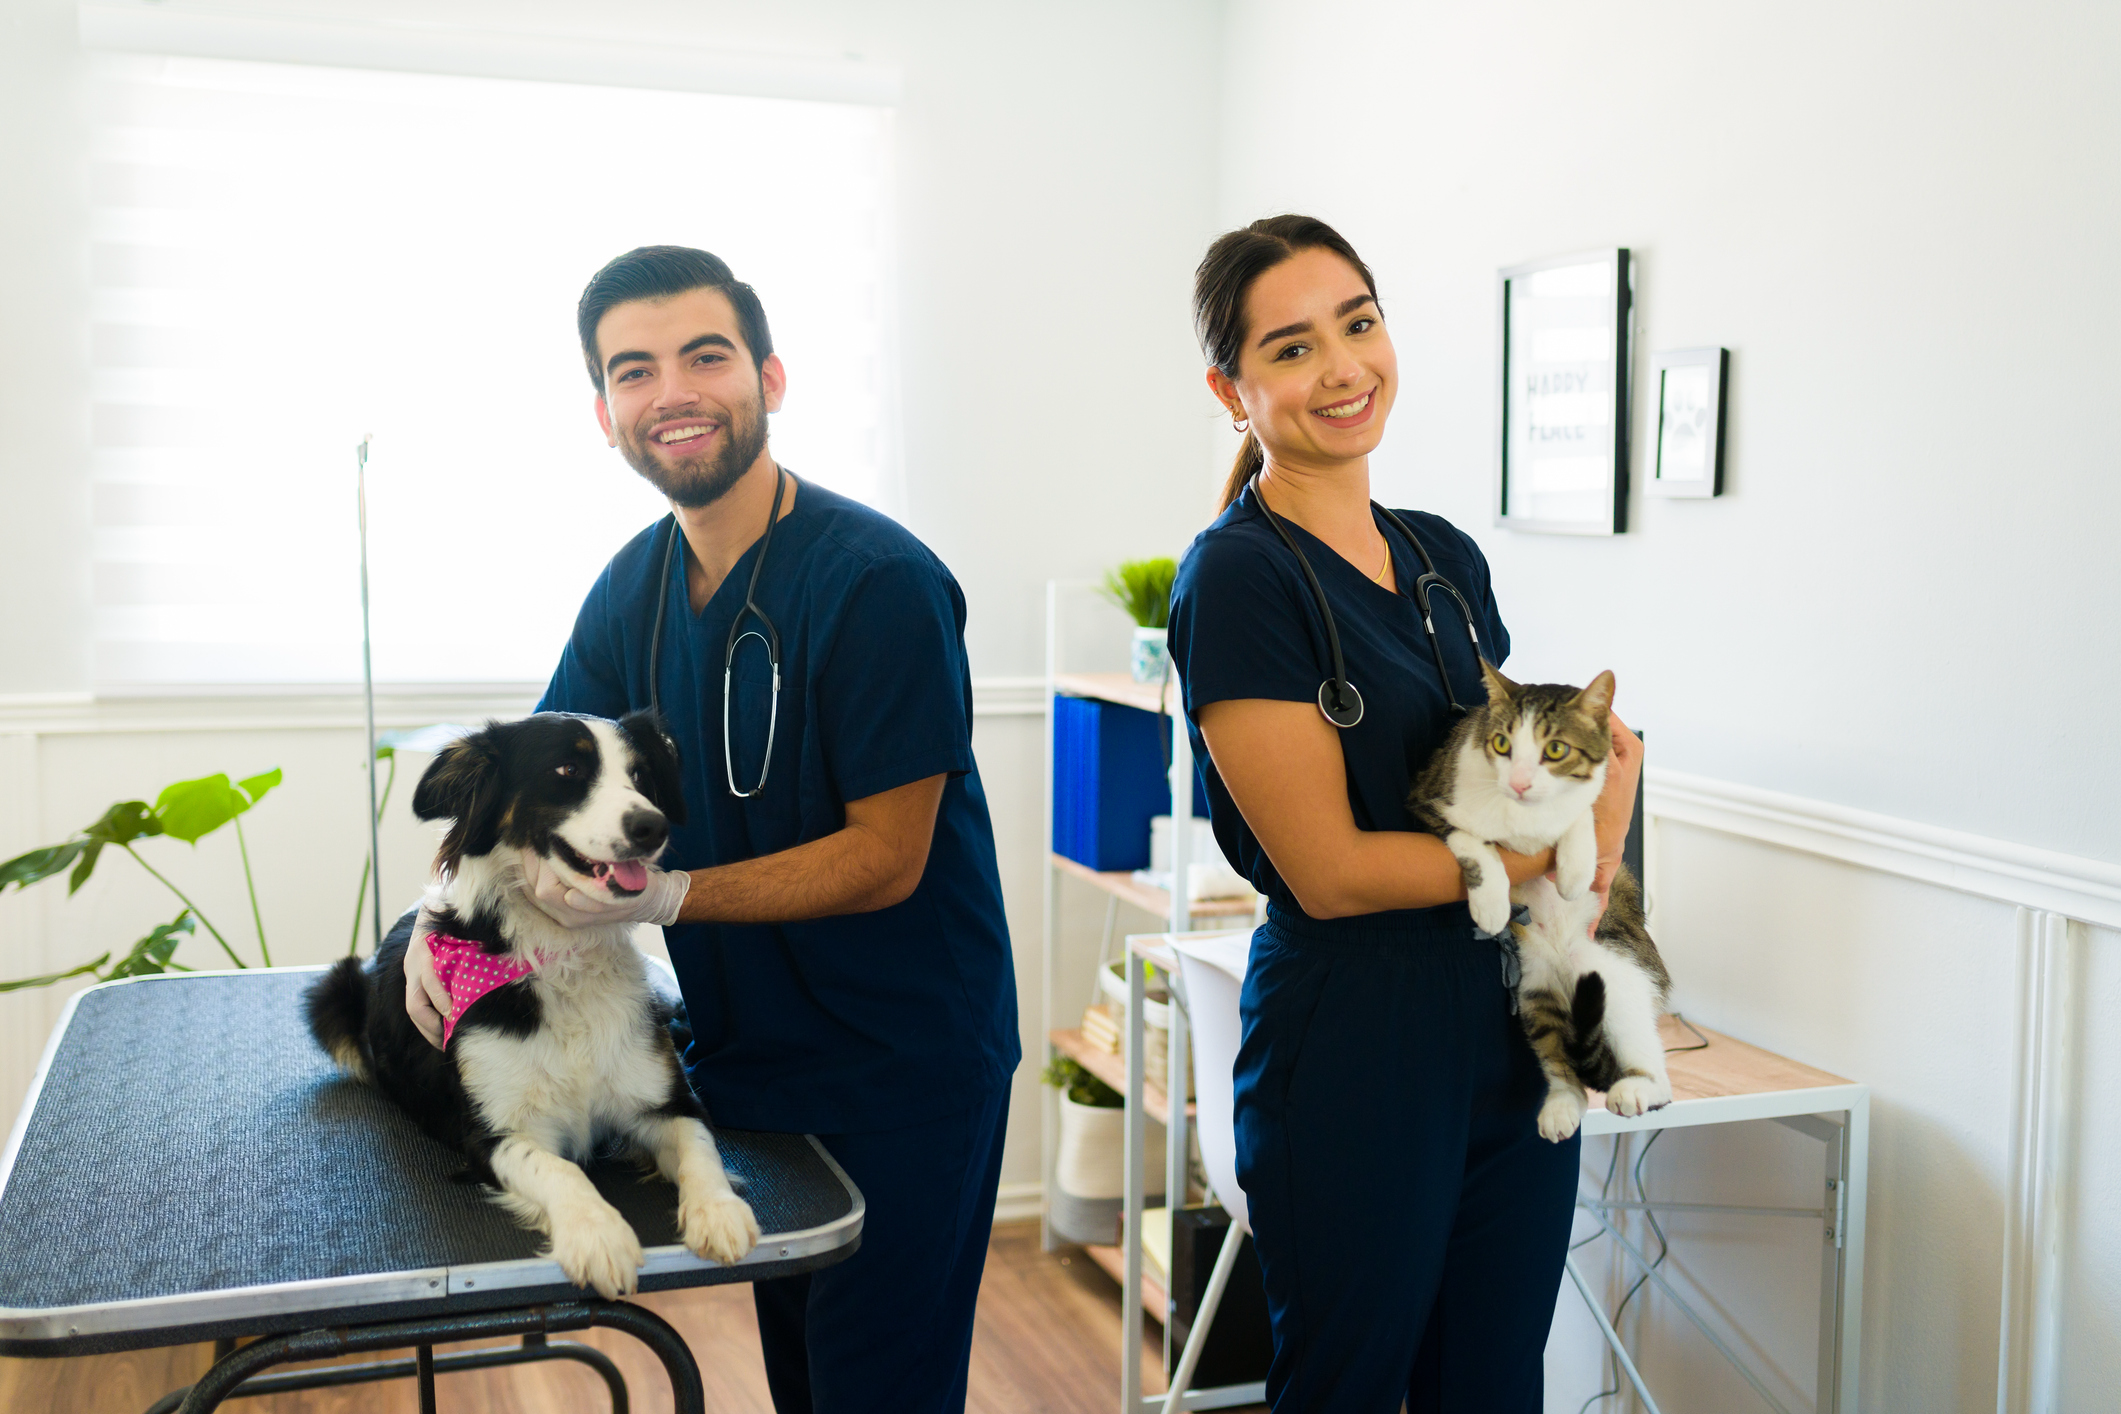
[1604,1075,1672,1118]
[1467,879,1513,936]
[550,1205,644,1299]
[679,1188,761,1266]
[1537,1088,1586,1143]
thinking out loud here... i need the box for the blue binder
[1052,695,1210,873]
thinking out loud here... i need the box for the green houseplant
[0,768,284,990]
[1098,557,1177,685]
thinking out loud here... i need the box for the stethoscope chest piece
[1318,678,1364,728]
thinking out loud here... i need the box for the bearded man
[403,246,1018,1414]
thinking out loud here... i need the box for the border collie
[305,710,759,1298]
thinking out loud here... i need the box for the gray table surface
[0,969,862,1355]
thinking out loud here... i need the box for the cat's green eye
[1543,741,1568,762]
[1489,732,1511,755]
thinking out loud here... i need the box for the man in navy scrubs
[410,246,1018,1412]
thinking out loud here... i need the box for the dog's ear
[618,709,687,827]
[411,723,508,867]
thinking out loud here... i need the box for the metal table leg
[154,1302,693,1414]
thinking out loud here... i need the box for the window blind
[87,53,893,687]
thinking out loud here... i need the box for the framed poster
[1495,248,1632,534]
[1648,346,1728,497]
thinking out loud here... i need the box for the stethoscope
[647,465,788,798]
[1247,472,1486,727]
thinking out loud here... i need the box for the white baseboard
[993,1179,1044,1224]
[1648,768,2121,930]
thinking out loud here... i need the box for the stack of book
[1080,1002,1121,1053]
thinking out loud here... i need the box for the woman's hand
[1589,710,1642,896]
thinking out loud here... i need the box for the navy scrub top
[1168,482,1510,933]
[538,477,1019,1134]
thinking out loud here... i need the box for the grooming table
[0,969,864,1413]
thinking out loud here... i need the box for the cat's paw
[549,1203,644,1299]
[678,1187,761,1266]
[1604,1074,1672,1118]
[1555,854,1595,901]
[1538,1088,1587,1142]
[1467,878,1513,936]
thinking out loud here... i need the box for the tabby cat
[1409,662,1673,1141]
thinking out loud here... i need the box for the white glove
[403,906,451,1050]
[519,847,690,930]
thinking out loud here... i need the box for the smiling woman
[83,53,893,686]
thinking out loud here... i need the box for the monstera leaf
[1,841,88,895]
[103,911,195,980]
[153,769,282,845]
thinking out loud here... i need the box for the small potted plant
[1042,1054,1163,1245]
[1100,557,1178,684]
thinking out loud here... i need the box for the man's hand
[405,907,451,1050]
[521,848,690,929]
[1590,710,1643,897]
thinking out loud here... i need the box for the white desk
[1115,931,1869,1414]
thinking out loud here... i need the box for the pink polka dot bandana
[428,932,536,1046]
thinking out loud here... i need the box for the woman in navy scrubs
[1167,217,1641,1412]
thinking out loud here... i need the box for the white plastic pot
[1049,1091,1164,1246]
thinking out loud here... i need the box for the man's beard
[618,388,769,510]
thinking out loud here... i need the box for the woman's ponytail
[1219,429,1263,512]
[1193,215,1379,519]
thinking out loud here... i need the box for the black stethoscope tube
[1247,472,1485,725]
[649,465,789,797]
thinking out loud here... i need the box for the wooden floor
[0,1221,1180,1414]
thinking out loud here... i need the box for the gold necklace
[1371,539,1391,583]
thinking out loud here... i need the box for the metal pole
[357,435,384,954]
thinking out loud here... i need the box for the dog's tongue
[609,860,648,893]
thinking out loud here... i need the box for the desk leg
[1780,1109,1864,1414]
[416,1343,437,1413]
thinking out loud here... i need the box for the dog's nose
[622,809,668,853]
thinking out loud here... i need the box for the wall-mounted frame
[1495,248,1632,535]
[1648,346,1728,498]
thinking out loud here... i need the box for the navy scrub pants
[752,1085,1010,1413]
[1234,909,1580,1413]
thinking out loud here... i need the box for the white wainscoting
[1635,770,2118,1414]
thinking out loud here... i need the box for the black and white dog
[305,710,758,1298]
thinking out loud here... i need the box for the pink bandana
[428,933,536,1046]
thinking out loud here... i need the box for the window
[88,54,894,686]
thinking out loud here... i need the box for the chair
[1161,930,1254,1411]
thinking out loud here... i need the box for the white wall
[1214,2,2121,1409]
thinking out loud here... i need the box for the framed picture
[1495,248,1633,535]
[1648,347,1728,497]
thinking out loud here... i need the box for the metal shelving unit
[1039,581,1264,1412]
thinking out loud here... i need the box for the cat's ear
[1574,670,1617,722]
[1479,659,1519,705]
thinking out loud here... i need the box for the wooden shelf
[1050,1028,1192,1124]
[1081,1240,1166,1324]
[1054,670,1175,716]
[1051,852,1258,920]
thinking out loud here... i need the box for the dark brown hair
[576,245,774,395]
[1192,215,1381,512]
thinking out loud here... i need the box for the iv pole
[357,435,384,954]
